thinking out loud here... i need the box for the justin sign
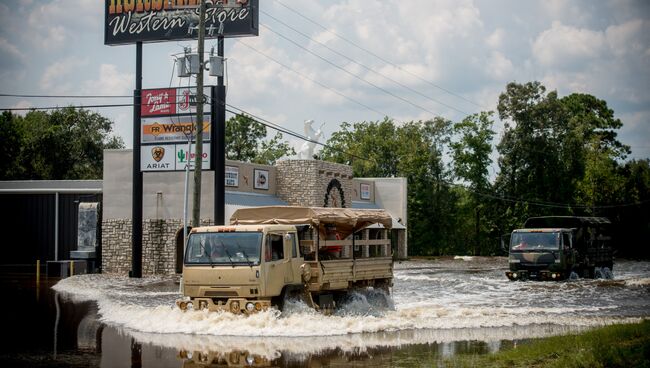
[105,0,259,45]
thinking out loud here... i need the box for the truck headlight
[245,302,255,312]
[509,258,520,263]
[230,301,240,313]
[512,273,518,278]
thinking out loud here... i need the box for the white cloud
[26,0,100,49]
[40,57,88,93]
[11,100,33,117]
[486,28,505,49]
[485,51,513,80]
[0,37,26,67]
[605,19,648,56]
[532,21,606,69]
[82,64,133,95]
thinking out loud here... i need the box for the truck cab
[506,228,574,281]
[178,224,304,314]
[505,216,614,281]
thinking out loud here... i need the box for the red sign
[142,88,176,116]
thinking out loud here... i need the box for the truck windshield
[510,232,559,251]
[185,232,262,265]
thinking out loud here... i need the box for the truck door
[264,233,291,296]
[286,232,303,284]
[563,231,575,267]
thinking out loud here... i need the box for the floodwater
[1,257,649,367]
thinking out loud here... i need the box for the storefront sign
[141,115,211,143]
[360,183,371,200]
[225,165,239,187]
[141,143,210,171]
[105,0,259,45]
[141,144,176,171]
[141,87,210,117]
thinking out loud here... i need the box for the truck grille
[203,290,238,297]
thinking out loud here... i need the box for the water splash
[52,258,650,340]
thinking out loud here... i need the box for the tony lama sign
[105,0,259,45]
[142,87,211,117]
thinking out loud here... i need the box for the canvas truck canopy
[523,216,611,229]
[230,206,392,239]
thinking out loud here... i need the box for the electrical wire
[2,96,646,210]
[273,0,485,110]
[261,9,470,116]
[0,93,131,98]
[235,39,389,117]
[261,23,444,118]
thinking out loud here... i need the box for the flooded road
[2,257,649,367]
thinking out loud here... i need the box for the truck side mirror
[500,234,510,252]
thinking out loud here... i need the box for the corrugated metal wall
[0,193,101,265]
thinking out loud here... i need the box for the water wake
[52,259,649,341]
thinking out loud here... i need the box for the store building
[101,149,407,275]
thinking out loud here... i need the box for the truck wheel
[602,267,613,279]
[594,267,604,279]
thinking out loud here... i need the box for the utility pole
[131,41,143,278]
[214,35,226,225]
[192,0,207,228]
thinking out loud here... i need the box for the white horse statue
[298,119,324,159]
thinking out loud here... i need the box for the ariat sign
[141,143,211,171]
[105,0,259,45]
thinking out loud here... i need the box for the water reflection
[49,289,587,367]
[2,258,649,367]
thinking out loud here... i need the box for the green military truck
[177,206,394,314]
[505,216,614,281]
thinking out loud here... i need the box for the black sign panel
[105,0,259,45]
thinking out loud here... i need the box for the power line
[261,9,470,116]
[1,103,134,111]
[273,0,485,110]
[261,23,445,119]
[2,98,646,209]
[235,39,389,117]
[223,101,376,164]
[446,180,650,209]
[0,93,132,98]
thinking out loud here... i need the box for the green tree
[1,107,124,180]
[451,111,495,192]
[0,111,24,179]
[226,114,295,165]
[614,160,650,258]
[451,111,495,255]
[322,117,461,256]
[495,82,629,216]
[495,81,568,211]
[493,81,638,256]
[560,93,630,212]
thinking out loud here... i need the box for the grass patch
[445,320,650,368]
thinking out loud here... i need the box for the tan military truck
[177,206,394,314]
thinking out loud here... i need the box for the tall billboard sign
[140,86,213,172]
[105,0,259,45]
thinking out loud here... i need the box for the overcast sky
[1,0,649,167]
